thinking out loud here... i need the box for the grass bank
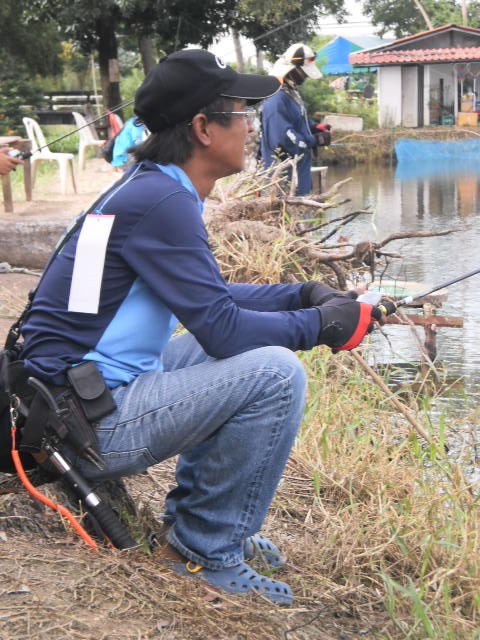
[211,221,480,638]
[282,347,479,638]
[321,126,480,166]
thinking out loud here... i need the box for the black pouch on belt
[66,361,116,423]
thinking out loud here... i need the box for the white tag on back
[68,214,115,314]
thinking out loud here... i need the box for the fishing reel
[7,149,32,160]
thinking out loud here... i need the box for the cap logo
[215,55,227,69]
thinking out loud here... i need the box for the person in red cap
[261,43,324,195]
[19,48,380,605]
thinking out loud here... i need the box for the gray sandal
[172,560,293,605]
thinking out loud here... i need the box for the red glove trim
[336,303,373,351]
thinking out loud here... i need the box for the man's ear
[190,113,212,148]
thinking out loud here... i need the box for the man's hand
[0,148,23,175]
[316,297,383,352]
[302,281,358,308]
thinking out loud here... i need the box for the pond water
[324,161,480,415]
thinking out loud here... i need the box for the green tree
[361,0,480,37]
[0,0,63,134]
[29,0,243,115]
[233,0,347,61]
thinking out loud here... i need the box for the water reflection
[324,162,480,412]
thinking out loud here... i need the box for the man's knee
[253,346,307,394]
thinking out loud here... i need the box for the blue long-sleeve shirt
[261,84,316,196]
[21,161,322,388]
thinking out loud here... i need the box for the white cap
[271,43,322,81]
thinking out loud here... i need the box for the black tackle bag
[0,350,36,473]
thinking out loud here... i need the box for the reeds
[272,347,480,638]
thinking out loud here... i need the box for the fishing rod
[367,266,480,317]
[6,99,134,160]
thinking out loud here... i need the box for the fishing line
[8,99,134,160]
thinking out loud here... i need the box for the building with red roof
[349,24,480,128]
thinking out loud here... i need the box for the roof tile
[350,47,480,66]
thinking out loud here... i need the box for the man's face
[208,100,254,177]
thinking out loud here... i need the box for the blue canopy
[316,36,389,75]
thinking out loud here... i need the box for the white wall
[378,66,402,127]
[402,66,418,127]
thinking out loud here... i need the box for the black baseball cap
[134,49,280,133]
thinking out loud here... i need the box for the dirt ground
[2,157,118,221]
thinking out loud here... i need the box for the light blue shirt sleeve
[112,117,145,167]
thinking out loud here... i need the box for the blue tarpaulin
[395,138,480,181]
[316,36,390,75]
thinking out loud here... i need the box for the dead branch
[317,211,370,244]
[297,209,372,236]
[377,228,457,249]
[326,260,348,289]
[317,177,353,201]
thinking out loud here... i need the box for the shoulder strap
[4,173,129,351]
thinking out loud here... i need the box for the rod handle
[88,501,138,550]
[377,300,398,317]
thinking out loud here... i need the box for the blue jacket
[111,117,145,167]
[21,161,322,388]
[260,84,316,196]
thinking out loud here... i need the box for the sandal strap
[244,533,285,567]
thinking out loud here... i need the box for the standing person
[111,116,146,169]
[0,147,23,174]
[260,43,322,196]
[19,49,380,605]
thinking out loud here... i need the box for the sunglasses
[209,108,257,125]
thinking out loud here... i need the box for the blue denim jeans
[71,333,307,570]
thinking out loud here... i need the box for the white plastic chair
[72,111,105,170]
[22,117,77,195]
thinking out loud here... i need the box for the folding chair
[72,111,106,171]
[22,117,77,195]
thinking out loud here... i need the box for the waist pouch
[66,361,116,423]
[20,362,116,465]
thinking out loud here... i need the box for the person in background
[260,43,322,196]
[111,116,146,169]
[0,147,23,175]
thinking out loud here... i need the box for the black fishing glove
[316,297,383,352]
[301,280,358,308]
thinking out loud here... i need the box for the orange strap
[10,425,97,549]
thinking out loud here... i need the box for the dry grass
[322,126,480,165]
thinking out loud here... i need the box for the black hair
[133,96,238,165]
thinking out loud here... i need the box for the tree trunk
[412,0,433,29]
[232,29,245,72]
[96,17,123,119]
[256,47,264,72]
[138,35,156,75]
[0,220,65,268]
